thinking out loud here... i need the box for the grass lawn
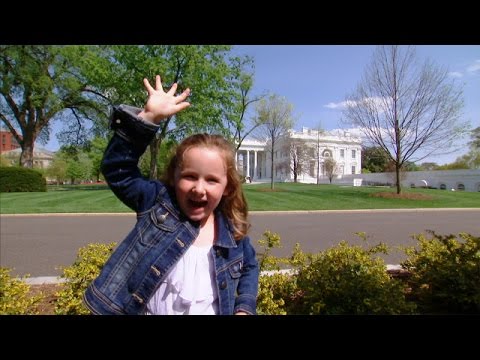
[1,182,479,214]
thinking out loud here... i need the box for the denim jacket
[83,105,259,315]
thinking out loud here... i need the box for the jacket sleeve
[234,237,260,315]
[101,104,164,213]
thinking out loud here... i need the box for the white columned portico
[246,150,250,178]
[253,151,258,179]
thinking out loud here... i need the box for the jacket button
[115,119,121,124]
[216,249,222,257]
[220,281,227,290]
[157,213,168,223]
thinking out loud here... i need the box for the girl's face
[174,147,229,225]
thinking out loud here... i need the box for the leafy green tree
[84,136,108,181]
[342,46,467,194]
[0,46,108,168]
[419,162,439,171]
[46,155,67,184]
[81,45,251,179]
[455,126,480,169]
[469,126,480,149]
[437,160,469,170]
[361,146,390,173]
[225,55,266,151]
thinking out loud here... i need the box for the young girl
[83,75,259,315]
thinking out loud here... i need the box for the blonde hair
[162,133,250,240]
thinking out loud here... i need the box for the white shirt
[145,244,219,315]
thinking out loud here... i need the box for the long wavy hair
[162,133,250,240]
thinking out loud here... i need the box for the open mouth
[188,199,208,209]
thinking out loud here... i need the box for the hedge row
[0,166,46,192]
[1,231,478,315]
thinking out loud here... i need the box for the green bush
[256,231,302,315]
[294,240,414,315]
[0,166,46,192]
[402,232,480,314]
[0,268,43,314]
[54,242,116,315]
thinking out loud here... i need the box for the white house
[236,127,362,183]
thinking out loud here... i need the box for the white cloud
[324,101,347,109]
[466,59,480,74]
[448,71,463,78]
[324,99,366,109]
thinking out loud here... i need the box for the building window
[351,166,356,174]
[440,184,446,190]
[457,183,465,191]
[340,149,344,158]
[351,150,356,159]
[322,149,332,158]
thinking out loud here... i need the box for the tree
[419,162,439,171]
[46,155,67,185]
[456,126,480,169]
[281,138,310,183]
[84,136,108,182]
[342,45,467,194]
[254,94,295,190]
[469,126,480,149]
[313,123,325,185]
[224,56,266,151]
[84,45,252,179]
[323,157,338,184]
[0,46,108,168]
[361,146,390,173]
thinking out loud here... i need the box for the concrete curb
[2,208,479,217]
[22,264,404,285]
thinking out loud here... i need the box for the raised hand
[138,75,191,124]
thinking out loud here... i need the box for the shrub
[294,239,414,314]
[0,268,43,314]
[0,166,46,192]
[256,231,303,315]
[54,242,116,315]
[402,232,480,314]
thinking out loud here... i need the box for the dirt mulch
[29,284,64,315]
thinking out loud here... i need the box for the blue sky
[231,45,480,165]
[43,45,480,165]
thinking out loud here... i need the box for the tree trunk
[395,163,401,194]
[270,148,274,190]
[20,142,34,168]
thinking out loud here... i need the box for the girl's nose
[192,183,206,195]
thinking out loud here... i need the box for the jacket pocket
[135,204,179,247]
[149,203,179,232]
[228,259,243,279]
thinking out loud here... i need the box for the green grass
[1,182,479,214]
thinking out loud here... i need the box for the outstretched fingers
[155,75,164,91]
[143,78,155,95]
[176,88,191,103]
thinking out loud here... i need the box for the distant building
[1,147,55,169]
[236,127,362,183]
[0,131,21,153]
